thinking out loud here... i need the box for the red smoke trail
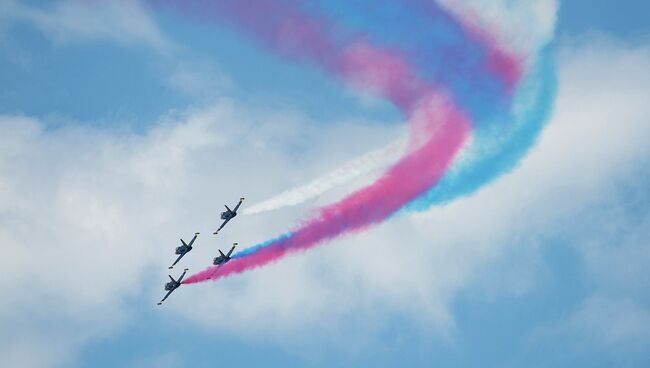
[170,1,519,284]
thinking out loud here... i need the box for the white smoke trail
[244,136,408,214]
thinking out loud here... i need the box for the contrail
[149,0,548,285]
[244,136,408,214]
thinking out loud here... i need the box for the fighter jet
[213,243,237,266]
[213,197,244,234]
[169,232,199,269]
[157,268,188,305]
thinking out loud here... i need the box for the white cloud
[1,35,649,366]
[0,0,173,53]
[0,101,401,366]
[463,37,650,355]
[0,0,237,100]
[165,60,232,100]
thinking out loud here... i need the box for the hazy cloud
[0,0,173,52]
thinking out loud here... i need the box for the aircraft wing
[233,198,244,212]
[178,269,189,283]
[213,217,231,234]
[226,244,237,258]
[169,253,186,269]
[187,233,198,247]
[158,289,175,305]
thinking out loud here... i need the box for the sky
[0,1,649,367]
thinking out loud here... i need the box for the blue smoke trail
[232,233,293,259]
[407,46,557,211]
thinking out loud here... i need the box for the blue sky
[1,0,647,125]
[1,1,649,368]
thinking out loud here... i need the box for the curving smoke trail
[245,0,557,216]
[157,0,553,284]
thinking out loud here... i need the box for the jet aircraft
[213,243,237,266]
[158,268,188,305]
[169,232,199,269]
[213,197,244,234]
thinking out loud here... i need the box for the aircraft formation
[158,197,244,305]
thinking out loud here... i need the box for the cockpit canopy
[165,282,175,291]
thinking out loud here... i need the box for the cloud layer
[0,0,172,52]
[2,33,649,367]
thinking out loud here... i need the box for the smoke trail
[405,0,558,210]
[162,0,527,284]
[244,136,408,214]
[186,95,470,283]
[235,0,557,217]
[245,0,557,215]
[407,49,556,211]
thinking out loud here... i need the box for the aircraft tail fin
[225,205,232,213]
[168,275,176,283]
[219,249,226,258]
[180,239,188,247]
